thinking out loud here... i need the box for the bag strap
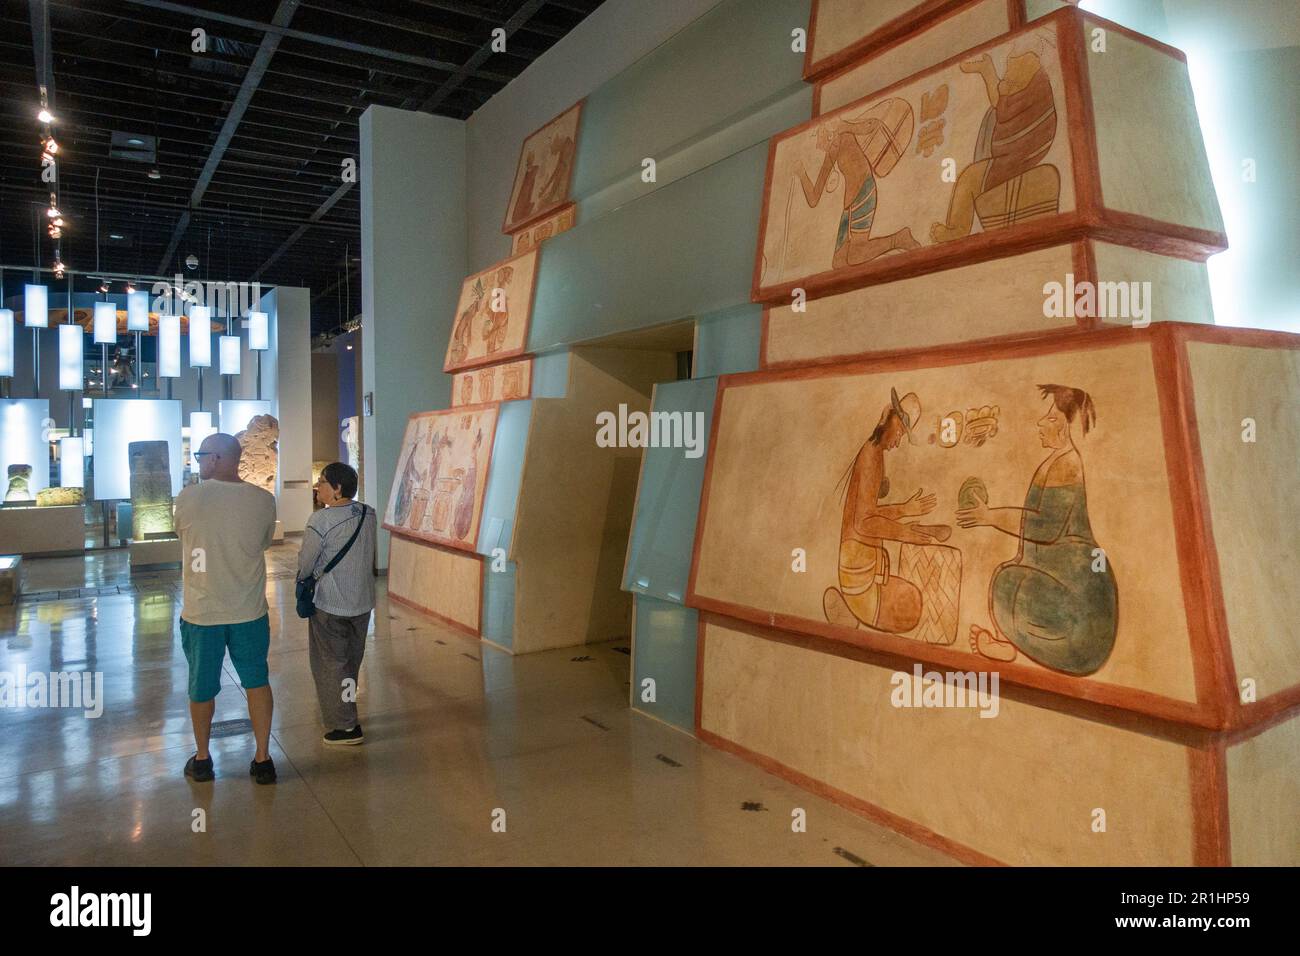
[317,505,369,580]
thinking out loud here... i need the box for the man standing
[301,462,376,745]
[176,432,278,784]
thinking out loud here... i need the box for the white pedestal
[129,536,182,572]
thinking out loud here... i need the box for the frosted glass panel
[189,306,211,367]
[158,314,181,378]
[622,377,718,603]
[91,399,183,500]
[59,436,84,488]
[0,399,51,495]
[127,291,150,331]
[219,399,271,435]
[247,311,269,350]
[93,302,117,344]
[24,285,48,328]
[0,310,14,376]
[58,323,83,390]
[476,399,531,558]
[219,335,241,375]
[633,595,698,731]
[189,412,215,467]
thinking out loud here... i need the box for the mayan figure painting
[444,250,538,373]
[755,24,1072,299]
[452,359,532,408]
[502,101,583,235]
[383,406,499,551]
[690,342,1183,697]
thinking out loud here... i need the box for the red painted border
[443,247,542,375]
[381,403,501,553]
[509,201,577,254]
[804,0,974,83]
[501,100,586,236]
[1187,740,1231,866]
[812,0,1018,117]
[688,323,1300,733]
[758,8,1225,305]
[451,357,534,407]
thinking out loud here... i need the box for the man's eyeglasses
[193,451,219,458]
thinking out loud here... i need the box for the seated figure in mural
[450,293,481,366]
[824,390,952,634]
[930,40,1060,243]
[956,384,1118,675]
[452,429,483,541]
[392,422,427,527]
[482,265,514,355]
[511,151,539,226]
[537,132,576,207]
[796,105,921,272]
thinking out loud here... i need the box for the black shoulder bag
[296,506,369,619]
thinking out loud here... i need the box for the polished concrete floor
[0,544,954,866]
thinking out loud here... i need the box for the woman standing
[956,385,1118,675]
[301,462,377,744]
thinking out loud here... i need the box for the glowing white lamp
[188,305,211,367]
[127,291,150,331]
[94,301,117,344]
[25,284,48,327]
[247,311,269,351]
[158,314,181,378]
[189,411,215,467]
[0,309,13,376]
[219,335,240,375]
[58,323,84,390]
[60,436,84,488]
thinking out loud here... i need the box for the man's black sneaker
[184,754,215,782]
[249,757,277,785]
[323,725,364,746]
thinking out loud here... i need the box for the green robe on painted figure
[957,385,1117,676]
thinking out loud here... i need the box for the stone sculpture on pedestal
[128,441,174,539]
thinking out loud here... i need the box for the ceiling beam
[156,0,299,272]
[115,0,516,84]
[251,179,353,280]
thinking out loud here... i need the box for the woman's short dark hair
[322,462,358,499]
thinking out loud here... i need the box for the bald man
[175,432,279,785]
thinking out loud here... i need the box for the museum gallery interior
[0,0,1296,870]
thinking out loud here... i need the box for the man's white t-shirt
[175,479,277,626]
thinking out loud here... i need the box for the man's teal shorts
[180,614,271,702]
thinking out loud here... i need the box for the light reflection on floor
[0,544,954,866]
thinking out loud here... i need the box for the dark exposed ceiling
[0,0,605,335]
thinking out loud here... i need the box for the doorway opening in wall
[511,320,694,675]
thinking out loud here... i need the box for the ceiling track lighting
[38,107,54,124]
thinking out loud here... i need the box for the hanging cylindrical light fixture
[59,436,84,488]
[58,322,83,390]
[218,335,240,375]
[188,305,211,367]
[24,284,48,327]
[93,301,117,344]
[158,314,181,378]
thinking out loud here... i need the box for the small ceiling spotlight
[48,226,62,239]
[98,282,110,293]
[185,254,198,270]
[125,281,136,294]
[53,259,66,279]
[38,108,54,124]
[42,137,59,155]
[47,205,61,218]
[147,167,161,180]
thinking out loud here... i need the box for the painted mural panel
[451,358,532,407]
[443,250,538,373]
[502,101,583,234]
[807,0,940,79]
[758,21,1075,300]
[691,340,1197,703]
[383,406,498,551]
[511,203,576,254]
